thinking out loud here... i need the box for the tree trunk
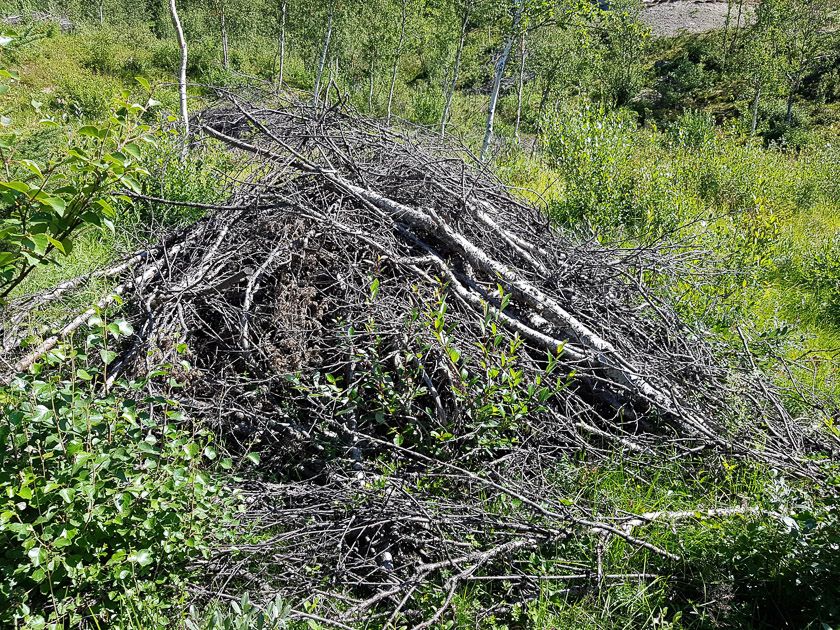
[728,0,745,59]
[750,82,761,135]
[441,9,468,137]
[721,0,733,70]
[368,54,376,112]
[169,0,189,139]
[386,0,408,126]
[313,4,334,107]
[480,0,522,161]
[514,29,527,139]
[220,8,229,69]
[277,0,286,87]
[98,0,104,25]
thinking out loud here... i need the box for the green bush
[670,109,716,149]
[53,71,122,119]
[0,318,238,628]
[800,236,840,327]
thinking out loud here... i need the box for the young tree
[740,1,782,135]
[169,0,189,138]
[210,0,230,69]
[773,0,838,125]
[440,0,471,136]
[313,0,336,107]
[276,0,287,87]
[386,0,409,125]
[480,0,523,160]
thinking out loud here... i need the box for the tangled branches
[2,96,832,626]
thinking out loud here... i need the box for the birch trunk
[480,0,522,161]
[169,0,189,139]
[440,9,468,137]
[368,54,376,112]
[313,4,335,107]
[514,29,526,139]
[277,0,286,87]
[386,0,408,126]
[220,8,229,69]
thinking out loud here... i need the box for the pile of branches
[2,96,831,626]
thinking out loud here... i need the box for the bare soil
[641,1,754,37]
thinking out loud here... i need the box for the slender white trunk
[368,54,376,112]
[481,0,522,161]
[441,10,468,137]
[98,1,104,25]
[313,4,334,107]
[514,29,526,139]
[386,0,408,126]
[277,0,286,86]
[221,9,229,69]
[169,0,189,139]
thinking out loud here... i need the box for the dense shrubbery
[0,319,238,628]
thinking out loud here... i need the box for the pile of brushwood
[3,95,836,626]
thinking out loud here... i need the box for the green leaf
[124,142,142,161]
[27,547,44,567]
[120,174,141,194]
[246,452,260,466]
[203,445,217,460]
[23,234,49,256]
[78,125,101,138]
[76,368,93,381]
[40,196,66,216]
[0,180,30,194]
[19,159,43,179]
[100,349,117,365]
[96,198,117,218]
[135,76,151,92]
[58,488,75,504]
[128,548,153,567]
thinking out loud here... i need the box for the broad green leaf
[128,548,153,567]
[0,180,30,194]
[135,76,151,92]
[100,349,117,365]
[124,142,142,161]
[23,234,49,256]
[40,196,66,216]
[78,125,101,138]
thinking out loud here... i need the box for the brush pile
[2,96,830,626]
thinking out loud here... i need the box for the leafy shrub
[186,593,290,630]
[670,109,716,149]
[53,71,122,119]
[1,87,155,298]
[542,105,635,230]
[542,106,681,238]
[800,236,840,326]
[410,83,443,127]
[0,318,238,628]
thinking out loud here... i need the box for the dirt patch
[641,1,754,37]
